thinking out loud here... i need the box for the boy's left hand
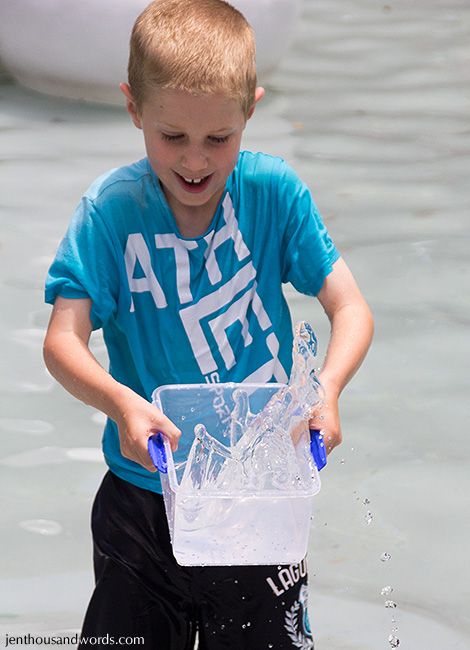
[309,381,342,454]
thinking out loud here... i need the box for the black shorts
[79,471,314,649]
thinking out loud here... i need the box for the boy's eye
[209,135,230,144]
[161,133,184,142]
[160,133,230,144]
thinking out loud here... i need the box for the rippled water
[1,0,469,647]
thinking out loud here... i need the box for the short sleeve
[45,197,118,329]
[277,162,340,296]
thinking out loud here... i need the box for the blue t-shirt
[45,151,339,492]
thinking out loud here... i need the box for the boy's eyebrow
[156,121,236,134]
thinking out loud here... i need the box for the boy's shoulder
[84,158,152,206]
[237,150,286,176]
[236,151,303,192]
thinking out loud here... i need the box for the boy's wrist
[105,382,142,424]
[318,372,342,399]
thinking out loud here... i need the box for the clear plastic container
[150,382,322,566]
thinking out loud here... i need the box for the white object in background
[0,0,302,105]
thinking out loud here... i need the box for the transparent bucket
[150,382,322,566]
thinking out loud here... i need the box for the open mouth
[175,172,212,193]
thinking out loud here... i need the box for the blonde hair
[128,0,257,116]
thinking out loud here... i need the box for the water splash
[364,511,373,525]
[229,388,251,447]
[380,552,392,562]
[180,321,322,495]
[388,634,400,647]
[381,585,393,596]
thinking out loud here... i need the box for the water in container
[151,321,325,565]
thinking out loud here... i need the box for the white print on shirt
[155,234,197,304]
[124,233,167,311]
[203,194,251,284]
[203,373,232,426]
[124,194,288,383]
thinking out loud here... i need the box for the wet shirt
[45,151,339,492]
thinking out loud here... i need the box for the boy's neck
[162,183,224,238]
[174,209,214,238]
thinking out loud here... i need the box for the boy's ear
[120,82,142,129]
[246,86,265,120]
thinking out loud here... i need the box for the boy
[43,0,373,648]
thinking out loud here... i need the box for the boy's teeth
[183,176,204,184]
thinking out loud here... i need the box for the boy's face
[122,85,262,233]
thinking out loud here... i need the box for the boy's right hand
[115,392,181,473]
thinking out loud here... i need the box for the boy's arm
[313,258,374,453]
[43,297,181,471]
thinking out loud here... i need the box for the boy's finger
[152,410,181,451]
[160,416,181,451]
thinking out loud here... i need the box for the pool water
[1,0,469,647]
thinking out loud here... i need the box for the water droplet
[363,497,370,505]
[268,645,274,649]
[242,624,246,629]
[365,511,373,525]
[380,552,392,562]
[385,600,397,609]
[381,585,393,596]
[388,634,400,647]
[340,458,345,464]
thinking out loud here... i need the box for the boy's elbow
[363,300,375,344]
[43,331,56,373]
[43,329,64,376]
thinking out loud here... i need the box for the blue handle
[309,429,327,470]
[148,432,168,474]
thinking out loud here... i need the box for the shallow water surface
[1,0,469,647]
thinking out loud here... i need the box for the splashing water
[180,321,322,495]
[388,634,400,647]
[380,552,392,562]
[381,585,393,596]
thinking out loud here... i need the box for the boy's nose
[181,147,209,173]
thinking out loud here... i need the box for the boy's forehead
[143,87,245,125]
